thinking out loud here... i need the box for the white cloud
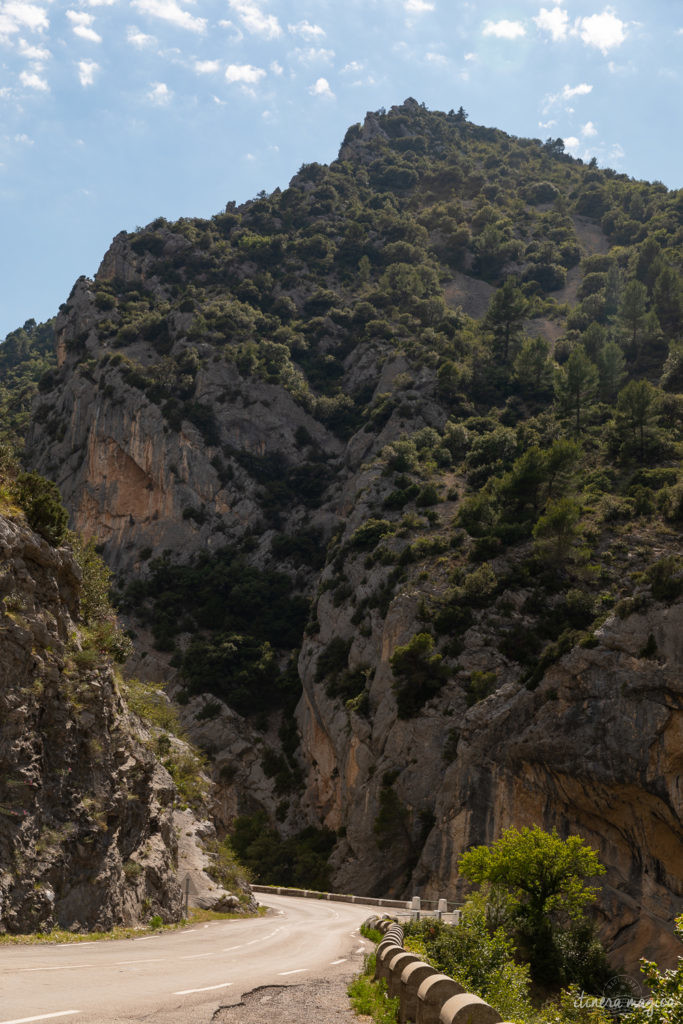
[563,136,580,153]
[576,8,626,55]
[19,68,48,89]
[126,25,155,46]
[341,60,364,73]
[482,18,525,39]
[14,132,33,143]
[269,59,283,75]
[18,37,50,63]
[194,59,220,73]
[426,51,447,64]
[581,120,597,137]
[225,63,266,84]
[405,0,434,12]
[562,82,592,99]
[288,19,324,39]
[132,0,206,34]
[533,6,568,41]
[85,0,117,6]
[610,142,625,160]
[292,46,334,64]
[228,0,281,39]
[0,1,49,37]
[309,76,333,97]
[538,119,556,128]
[543,81,592,113]
[464,51,476,61]
[77,58,99,85]
[66,10,101,43]
[147,81,171,103]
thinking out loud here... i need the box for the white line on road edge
[330,958,348,965]
[222,944,245,952]
[114,959,167,965]
[0,1012,81,1024]
[173,983,233,995]
[180,952,222,960]
[278,969,308,976]
[16,966,94,973]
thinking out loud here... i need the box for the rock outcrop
[0,512,252,932]
[298,594,682,970]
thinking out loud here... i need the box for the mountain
[6,99,682,966]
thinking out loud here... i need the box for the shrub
[350,518,396,550]
[390,633,449,718]
[14,472,69,546]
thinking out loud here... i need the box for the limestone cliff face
[297,595,682,970]
[29,275,345,573]
[0,512,234,932]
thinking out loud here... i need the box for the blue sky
[1,0,681,339]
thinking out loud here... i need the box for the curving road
[0,894,374,1024]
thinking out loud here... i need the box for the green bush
[390,633,449,718]
[14,472,69,546]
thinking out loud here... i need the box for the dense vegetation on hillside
[4,100,682,730]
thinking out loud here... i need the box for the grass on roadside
[0,906,261,945]
[348,953,399,1024]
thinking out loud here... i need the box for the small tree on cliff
[458,825,607,987]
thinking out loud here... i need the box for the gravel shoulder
[213,956,368,1024]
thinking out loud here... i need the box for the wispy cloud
[341,60,364,73]
[426,51,447,65]
[533,6,568,42]
[225,63,266,83]
[581,120,598,137]
[482,18,526,40]
[309,76,334,97]
[19,68,48,89]
[562,82,592,99]
[288,19,324,40]
[18,37,50,64]
[228,0,281,39]
[575,8,627,55]
[543,81,592,113]
[132,0,206,34]
[77,58,99,85]
[292,46,334,65]
[66,10,102,43]
[126,25,155,46]
[147,80,171,103]
[405,0,434,13]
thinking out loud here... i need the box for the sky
[0,0,681,340]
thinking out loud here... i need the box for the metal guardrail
[250,885,463,921]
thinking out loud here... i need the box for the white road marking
[180,952,221,960]
[278,969,308,976]
[114,959,166,966]
[355,946,365,953]
[0,1013,81,1024]
[222,945,245,952]
[16,966,94,973]
[330,958,347,965]
[173,983,233,995]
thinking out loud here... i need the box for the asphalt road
[0,894,374,1024]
